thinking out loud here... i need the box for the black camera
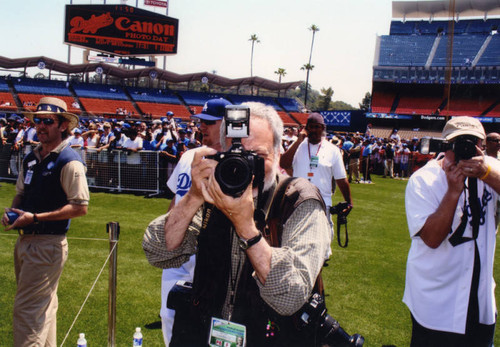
[298,293,364,347]
[167,280,193,311]
[330,202,350,225]
[420,135,478,163]
[207,105,265,197]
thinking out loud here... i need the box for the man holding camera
[280,113,352,255]
[159,97,231,346]
[404,117,500,346]
[158,102,330,346]
[2,97,89,347]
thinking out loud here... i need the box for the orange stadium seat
[17,94,81,114]
[444,97,496,117]
[137,102,192,120]
[396,95,443,115]
[289,112,309,125]
[277,111,297,126]
[0,92,17,110]
[371,90,394,113]
[79,98,136,117]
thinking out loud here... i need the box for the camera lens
[215,155,252,197]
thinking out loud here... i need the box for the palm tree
[301,63,314,107]
[274,68,287,97]
[249,34,260,95]
[303,25,319,106]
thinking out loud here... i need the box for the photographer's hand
[204,176,272,284]
[3,208,35,231]
[457,148,488,179]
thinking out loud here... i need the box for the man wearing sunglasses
[485,132,499,160]
[2,97,89,347]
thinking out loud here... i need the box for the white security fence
[0,145,167,194]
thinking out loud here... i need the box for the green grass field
[0,176,498,346]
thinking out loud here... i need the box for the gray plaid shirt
[157,190,330,317]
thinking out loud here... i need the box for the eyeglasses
[487,138,500,143]
[33,117,56,125]
[200,119,216,126]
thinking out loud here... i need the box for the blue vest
[21,145,84,234]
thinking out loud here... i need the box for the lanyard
[307,141,322,162]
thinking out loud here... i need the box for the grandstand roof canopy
[0,56,302,92]
[393,0,500,19]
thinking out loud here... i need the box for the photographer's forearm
[418,189,461,249]
[336,178,352,205]
[164,192,203,251]
[280,135,304,169]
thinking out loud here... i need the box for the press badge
[209,317,246,347]
[24,160,36,185]
[309,155,319,169]
[24,170,33,185]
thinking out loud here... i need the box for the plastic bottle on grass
[77,333,87,347]
[133,327,143,347]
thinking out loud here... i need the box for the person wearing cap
[280,112,353,258]
[404,117,500,346]
[157,98,231,346]
[1,97,89,347]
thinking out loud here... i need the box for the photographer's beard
[262,159,278,194]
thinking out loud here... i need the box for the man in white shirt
[280,113,353,256]
[404,116,500,346]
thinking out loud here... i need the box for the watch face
[238,239,249,250]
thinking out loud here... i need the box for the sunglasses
[200,119,216,125]
[487,138,499,143]
[33,117,56,125]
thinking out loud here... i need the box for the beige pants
[348,158,360,182]
[13,235,68,347]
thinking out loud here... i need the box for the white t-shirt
[292,138,346,206]
[123,137,143,165]
[403,156,500,333]
[68,135,84,147]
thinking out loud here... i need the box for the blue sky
[2,0,394,106]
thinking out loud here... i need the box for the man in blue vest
[2,97,89,347]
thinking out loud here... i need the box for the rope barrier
[60,241,118,347]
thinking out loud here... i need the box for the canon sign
[64,4,178,56]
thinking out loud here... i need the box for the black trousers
[410,315,494,347]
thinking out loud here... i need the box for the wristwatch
[238,232,262,250]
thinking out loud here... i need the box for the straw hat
[24,97,79,131]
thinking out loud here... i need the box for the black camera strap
[337,220,348,248]
[449,178,480,247]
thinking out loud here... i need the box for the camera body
[330,201,350,225]
[208,105,265,197]
[298,293,364,347]
[420,135,478,162]
[167,280,193,311]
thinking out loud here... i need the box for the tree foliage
[359,92,371,111]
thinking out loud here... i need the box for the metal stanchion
[107,222,120,347]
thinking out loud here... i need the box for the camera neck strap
[449,177,480,247]
[337,219,348,248]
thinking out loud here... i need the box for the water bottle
[133,327,143,347]
[77,333,87,347]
